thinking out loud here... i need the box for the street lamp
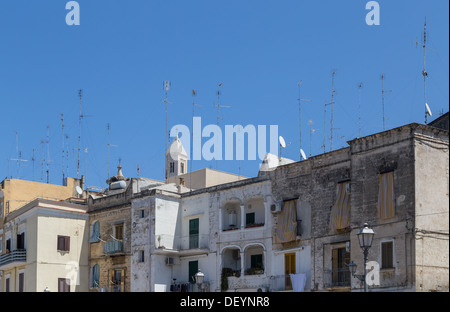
[194,269,205,292]
[350,223,375,292]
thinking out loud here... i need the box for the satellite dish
[425,103,433,116]
[279,136,286,148]
[300,149,307,160]
[76,186,83,195]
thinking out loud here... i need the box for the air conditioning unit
[166,257,175,265]
[270,204,281,213]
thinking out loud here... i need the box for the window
[110,269,125,292]
[139,250,145,263]
[189,218,199,249]
[188,261,198,284]
[89,221,100,243]
[114,223,124,241]
[5,277,10,292]
[377,171,395,219]
[170,162,175,173]
[331,247,350,287]
[6,238,11,252]
[17,232,25,250]
[251,254,263,269]
[246,212,255,226]
[91,264,100,288]
[18,272,24,292]
[139,210,145,218]
[57,235,70,252]
[381,241,394,269]
[58,278,70,292]
[181,162,185,174]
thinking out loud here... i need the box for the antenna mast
[416,17,433,124]
[215,83,230,170]
[10,131,28,179]
[358,83,363,137]
[190,89,201,191]
[77,89,82,179]
[106,123,118,178]
[324,71,337,152]
[61,113,65,185]
[297,81,311,160]
[46,125,50,184]
[381,74,391,131]
[163,81,171,153]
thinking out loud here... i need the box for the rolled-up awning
[274,200,297,243]
[377,171,395,219]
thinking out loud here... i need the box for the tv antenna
[381,74,391,131]
[76,89,92,179]
[163,80,172,153]
[107,123,118,178]
[190,89,201,191]
[61,113,65,184]
[31,148,37,181]
[358,83,363,138]
[215,83,230,170]
[416,17,436,124]
[46,125,50,183]
[10,131,28,179]
[297,81,312,160]
[325,70,337,151]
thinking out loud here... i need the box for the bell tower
[165,135,188,181]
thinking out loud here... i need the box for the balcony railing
[155,234,209,251]
[103,240,123,255]
[323,268,351,288]
[0,249,27,267]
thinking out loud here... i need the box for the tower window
[170,162,175,173]
[181,162,185,174]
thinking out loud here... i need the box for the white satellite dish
[300,149,307,160]
[279,136,286,148]
[76,186,83,195]
[425,103,433,116]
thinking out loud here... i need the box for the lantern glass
[357,223,375,249]
[195,270,204,284]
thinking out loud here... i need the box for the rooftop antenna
[358,83,363,138]
[215,83,230,170]
[106,123,118,178]
[416,17,435,124]
[31,148,37,181]
[61,113,65,185]
[46,125,50,183]
[308,120,318,157]
[328,70,337,151]
[163,81,172,153]
[40,140,45,182]
[190,89,201,191]
[65,134,69,179]
[297,81,312,160]
[322,101,327,153]
[381,74,391,131]
[10,131,28,179]
[77,89,82,179]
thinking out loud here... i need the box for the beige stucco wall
[414,131,449,292]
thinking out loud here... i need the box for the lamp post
[349,223,375,292]
[194,269,205,292]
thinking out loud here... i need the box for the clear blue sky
[1,0,448,189]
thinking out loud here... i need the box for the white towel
[290,273,306,292]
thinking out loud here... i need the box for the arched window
[91,264,100,288]
[89,221,100,243]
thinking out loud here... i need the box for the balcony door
[284,253,296,290]
[189,218,199,249]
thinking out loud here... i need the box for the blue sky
[0,0,448,189]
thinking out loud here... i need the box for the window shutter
[65,236,70,252]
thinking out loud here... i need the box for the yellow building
[0,177,84,221]
[0,198,89,292]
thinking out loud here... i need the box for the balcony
[103,240,123,255]
[323,268,351,289]
[155,234,209,256]
[0,249,27,269]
